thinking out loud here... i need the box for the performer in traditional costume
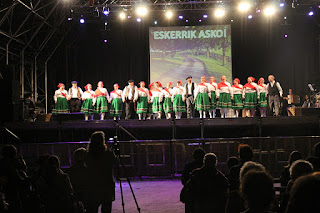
[172,81,186,119]
[232,78,243,118]
[207,76,218,118]
[161,82,173,119]
[68,81,83,113]
[110,84,123,120]
[151,81,163,119]
[257,78,268,117]
[122,80,138,120]
[147,83,154,120]
[93,81,110,120]
[52,83,70,115]
[266,75,283,116]
[194,76,211,119]
[184,76,197,118]
[81,84,95,121]
[243,77,259,117]
[135,81,150,120]
[216,76,233,118]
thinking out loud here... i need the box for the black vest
[185,83,195,96]
[268,82,280,96]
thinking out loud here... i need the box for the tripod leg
[119,176,126,213]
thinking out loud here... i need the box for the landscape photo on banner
[149,25,232,84]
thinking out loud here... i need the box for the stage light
[67,17,72,21]
[119,12,126,20]
[308,11,314,16]
[103,7,109,16]
[165,11,173,19]
[127,16,131,19]
[279,3,285,7]
[214,8,225,18]
[264,6,276,16]
[256,9,261,13]
[104,21,108,26]
[79,18,85,24]
[284,34,288,38]
[248,15,253,19]
[136,6,148,16]
[284,16,287,20]
[203,14,208,18]
[178,15,184,19]
[185,19,189,23]
[231,19,234,22]
[103,39,108,43]
[137,18,142,22]
[238,2,250,12]
[154,20,158,25]
[199,19,202,22]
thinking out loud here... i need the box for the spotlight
[154,20,158,25]
[264,6,276,16]
[308,11,314,16]
[280,3,285,8]
[165,11,173,19]
[214,8,225,18]
[238,2,250,12]
[199,19,202,22]
[103,39,108,43]
[127,16,131,19]
[137,18,142,22]
[185,19,189,23]
[178,15,184,19]
[103,7,110,16]
[203,14,208,18]
[67,17,72,21]
[119,12,126,20]
[284,34,288,38]
[284,16,287,20]
[79,18,85,24]
[256,9,261,13]
[136,6,147,16]
[231,19,234,22]
[248,15,253,19]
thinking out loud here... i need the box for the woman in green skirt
[136,81,150,120]
[81,84,95,120]
[52,83,70,115]
[151,81,163,119]
[257,78,268,117]
[208,76,218,118]
[217,76,233,118]
[161,82,173,119]
[93,81,110,120]
[172,81,186,119]
[109,83,123,120]
[231,78,244,118]
[194,76,211,119]
[243,77,259,117]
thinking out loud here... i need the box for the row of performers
[52,75,283,120]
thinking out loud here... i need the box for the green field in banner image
[150,54,185,79]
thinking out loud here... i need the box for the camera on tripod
[109,136,120,156]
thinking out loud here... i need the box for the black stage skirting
[2,116,320,143]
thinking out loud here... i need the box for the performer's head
[268,75,275,82]
[186,76,192,83]
[71,81,78,88]
[97,81,104,88]
[155,81,162,88]
[247,77,255,83]
[210,76,215,83]
[85,84,92,91]
[128,79,134,86]
[234,78,240,85]
[177,80,182,86]
[139,81,145,88]
[149,82,154,90]
[167,82,172,88]
[114,83,119,90]
[289,88,293,94]
[57,83,65,90]
[258,78,265,85]
[221,75,227,82]
[201,76,207,83]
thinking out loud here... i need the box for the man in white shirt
[68,81,83,113]
[122,79,138,119]
[184,76,197,118]
[266,75,283,116]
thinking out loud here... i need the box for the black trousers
[70,98,81,113]
[125,100,135,119]
[86,200,112,213]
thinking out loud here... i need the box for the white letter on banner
[216,30,223,38]
[170,31,176,39]
[164,31,170,39]
[176,31,182,39]
[154,31,159,39]
[182,31,187,39]
[224,28,227,37]
[198,30,205,38]
[191,30,197,39]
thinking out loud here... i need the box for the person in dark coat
[279,151,302,187]
[85,131,117,213]
[187,153,229,213]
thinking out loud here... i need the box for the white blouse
[94,87,110,103]
[216,82,233,98]
[257,84,267,94]
[135,87,150,100]
[232,85,243,95]
[242,83,260,98]
[172,86,186,102]
[54,89,68,102]
[151,88,162,102]
[194,83,210,99]
[110,89,123,100]
[82,90,95,100]
[207,82,218,92]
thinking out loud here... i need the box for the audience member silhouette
[229,144,253,191]
[306,142,320,171]
[285,172,320,213]
[280,151,302,187]
[240,171,275,213]
[37,155,73,213]
[85,131,117,213]
[187,153,229,213]
[180,148,205,213]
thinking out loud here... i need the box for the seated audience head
[286,172,320,213]
[73,148,87,165]
[88,131,106,153]
[192,148,205,162]
[227,156,239,171]
[240,161,266,183]
[289,160,313,180]
[314,142,320,158]
[47,155,61,168]
[287,151,302,167]
[238,144,253,163]
[1,145,17,159]
[203,153,217,167]
[240,171,275,212]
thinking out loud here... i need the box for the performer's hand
[231,97,234,100]
[92,103,95,106]
[265,94,267,98]
[108,100,111,103]
[217,96,219,99]
[55,101,57,104]
[122,100,125,103]
[280,94,283,98]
